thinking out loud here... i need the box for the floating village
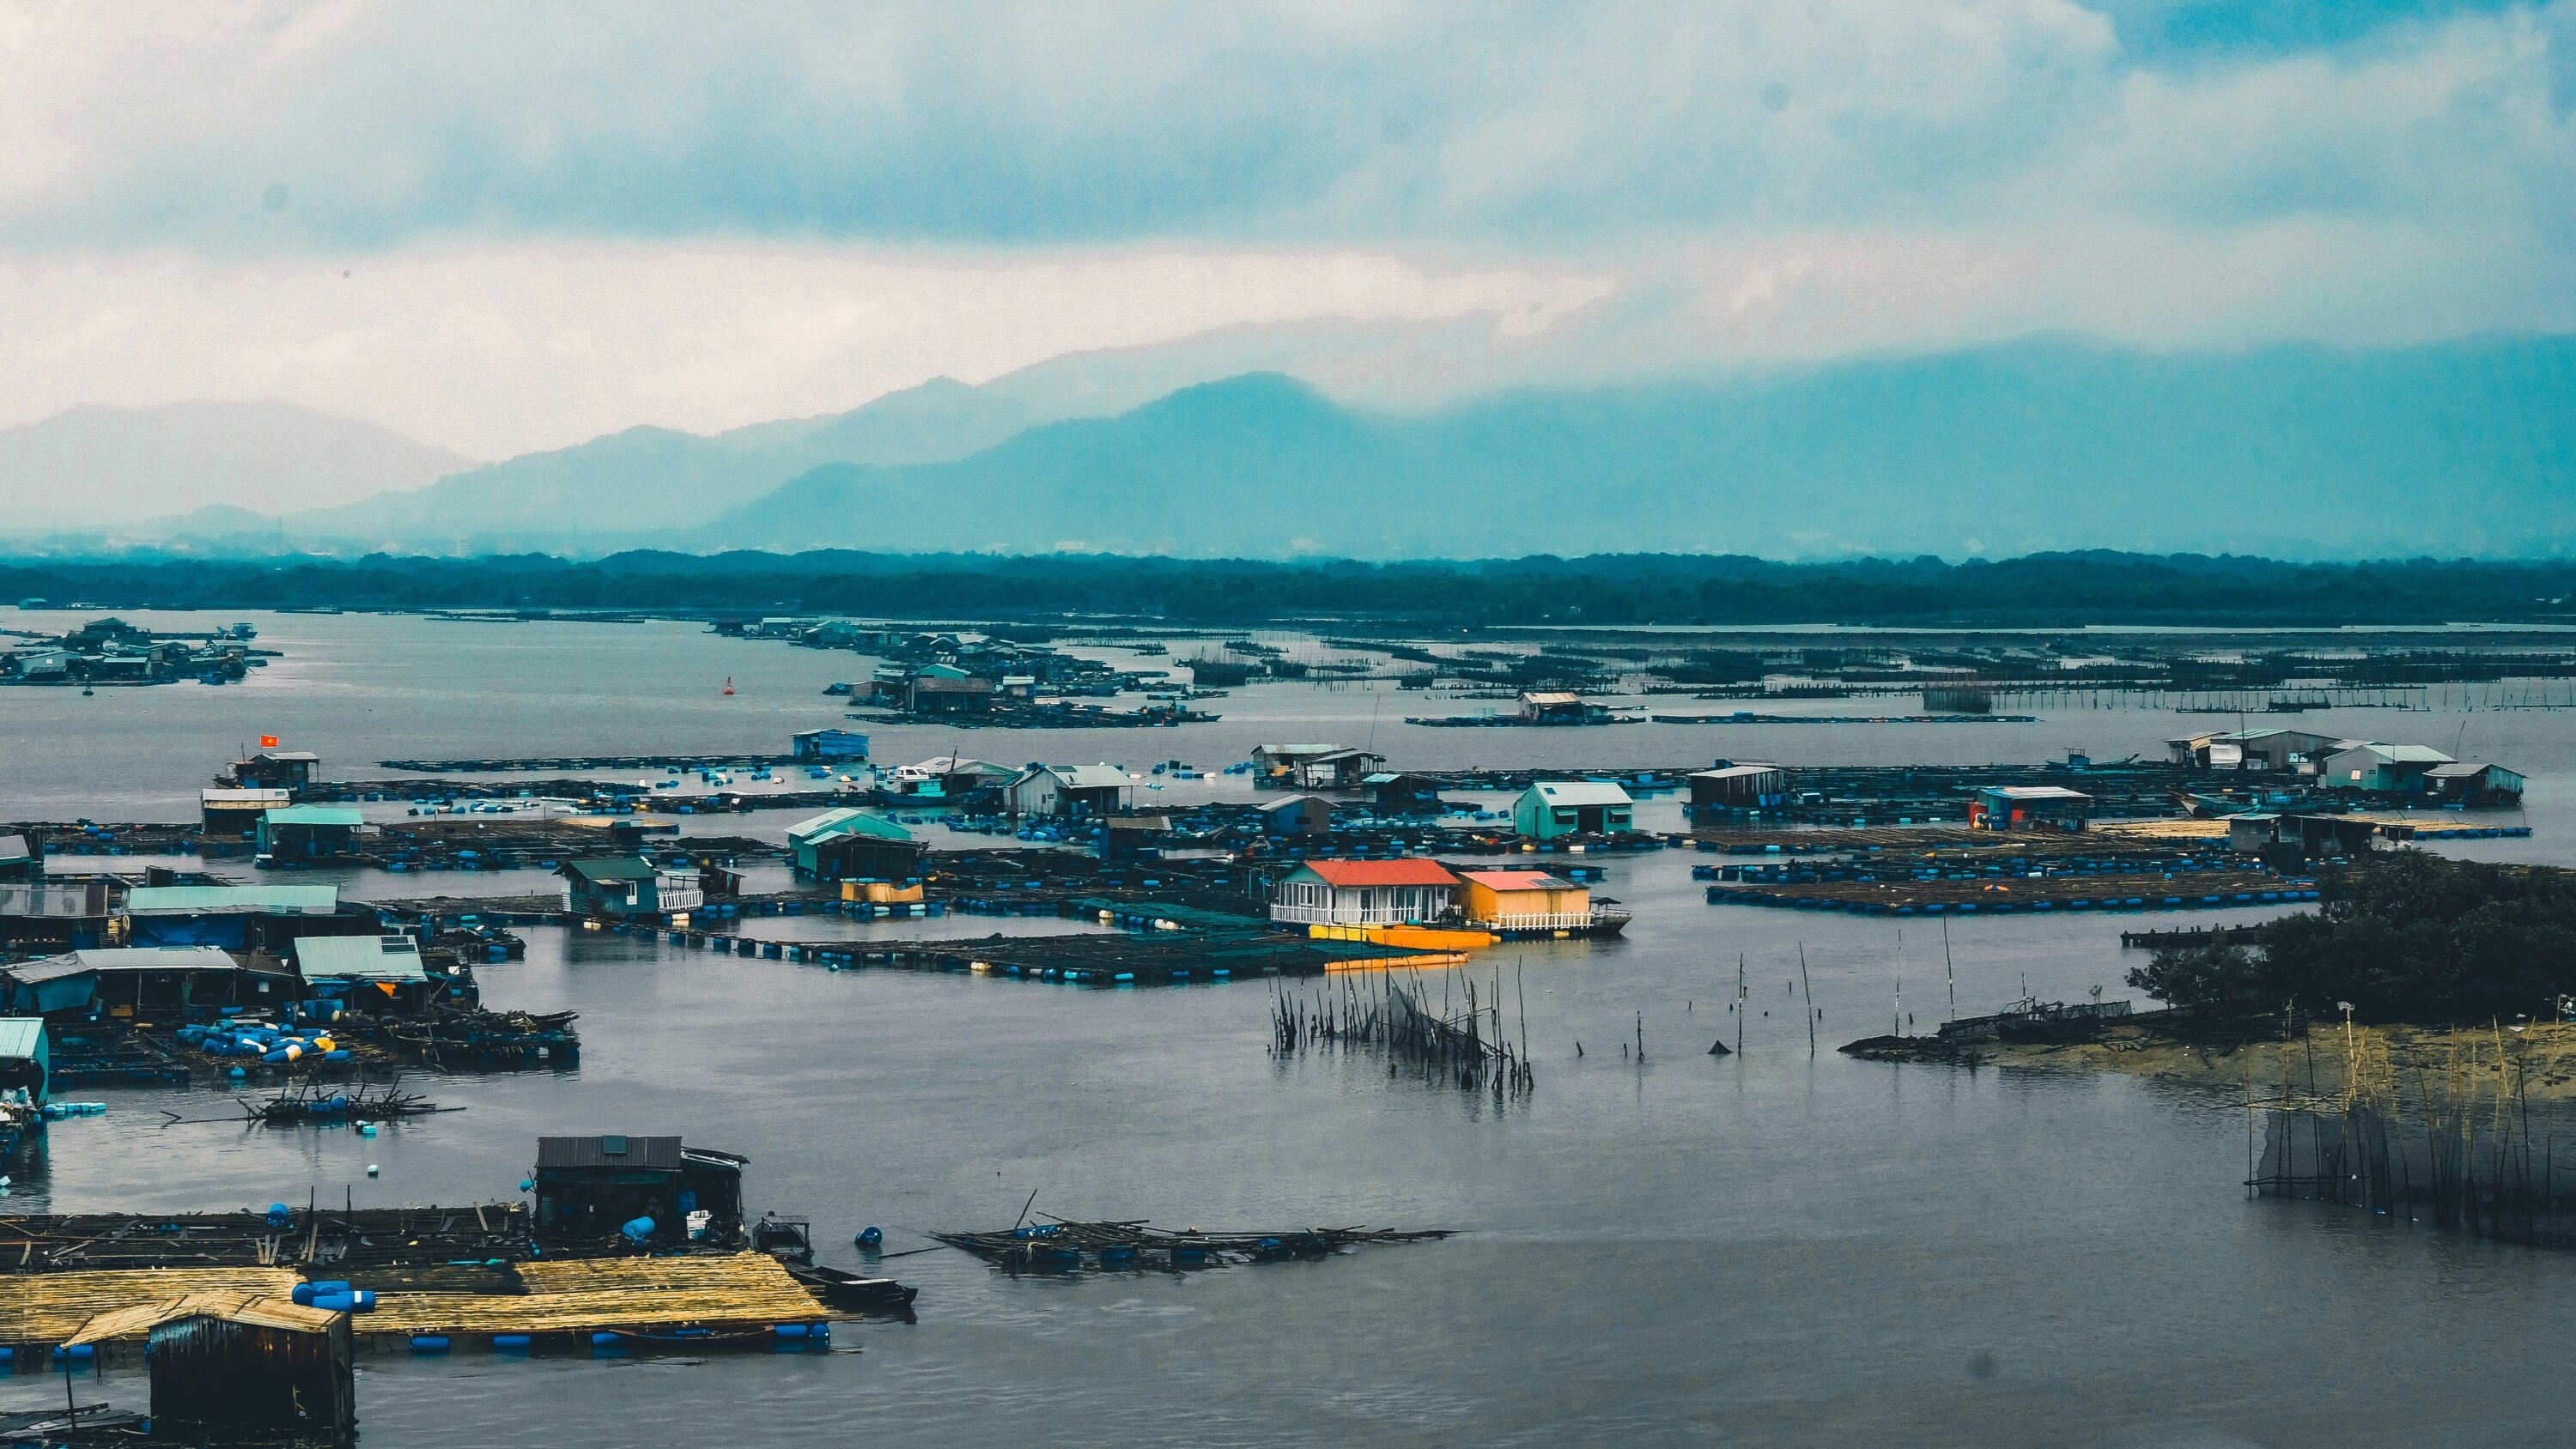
[0,613,2559,1445]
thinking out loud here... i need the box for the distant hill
[0,402,471,528]
[702,337,2576,560]
[294,348,1232,544]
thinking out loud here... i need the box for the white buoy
[366,1163,380,1177]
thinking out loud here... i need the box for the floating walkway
[1706,881,2318,917]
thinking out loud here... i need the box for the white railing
[1474,911,1599,931]
[1269,902,1437,926]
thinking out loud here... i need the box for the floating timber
[934,1217,1449,1271]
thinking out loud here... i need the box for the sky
[2,0,2571,459]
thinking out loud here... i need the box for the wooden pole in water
[1800,945,1815,1059]
[1736,952,1746,1056]
[1942,918,1955,1022]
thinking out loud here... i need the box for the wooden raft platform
[363,1253,823,1337]
[0,1267,301,1346]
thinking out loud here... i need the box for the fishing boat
[780,1261,918,1312]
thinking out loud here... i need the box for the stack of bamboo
[0,1267,301,1344]
[365,1252,820,1336]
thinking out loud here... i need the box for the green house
[1511,781,1635,840]
[787,808,920,881]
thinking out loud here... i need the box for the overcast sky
[3,0,2570,458]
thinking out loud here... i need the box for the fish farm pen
[1706,873,2315,915]
[2251,1025,2576,1250]
[650,921,1472,984]
[0,1205,531,1274]
[1273,971,1537,1094]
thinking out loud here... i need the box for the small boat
[781,1261,919,1312]
[722,676,735,695]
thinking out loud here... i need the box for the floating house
[226,750,321,792]
[1267,858,1461,927]
[2320,743,2455,793]
[532,1134,747,1248]
[0,832,36,883]
[2227,813,2379,859]
[1007,763,1132,819]
[1250,744,1385,791]
[125,884,347,950]
[2165,728,2342,773]
[256,803,365,862]
[0,881,118,953]
[200,787,291,835]
[1512,781,1636,840]
[1457,870,1590,930]
[1100,813,1172,863]
[1365,772,1444,814]
[560,858,705,918]
[65,1292,354,1443]
[0,1017,47,1108]
[1967,785,2093,831]
[0,946,294,1019]
[295,934,434,1013]
[2423,761,2527,804]
[790,727,871,761]
[1261,795,1334,837]
[1517,691,1613,725]
[887,755,1015,800]
[1688,763,1787,810]
[787,808,921,882]
[902,664,996,715]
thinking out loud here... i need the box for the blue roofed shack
[787,808,921,882]
[256,804,365,863]
[0,1017,49,1107]
[0,947,293,1021]
[295,934,438,1013]
[125,884,344,950]
[791,728,870,761]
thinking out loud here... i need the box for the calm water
[5,609,2573,1446]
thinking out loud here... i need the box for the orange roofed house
[1267,858,1461,927]
[1456,870,1595,931]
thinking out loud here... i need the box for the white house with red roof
[1267,858,1461,927]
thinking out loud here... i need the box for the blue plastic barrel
[410,1335,450,1353]
[492,1334,532,1350]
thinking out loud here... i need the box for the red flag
[259,735,279,749]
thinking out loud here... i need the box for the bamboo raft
[0,1267,301,1346]
[364,1253,823,1337]
[935,1217,1450,1271]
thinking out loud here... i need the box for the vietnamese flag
[260,735,280,748]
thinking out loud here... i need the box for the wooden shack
[256,804,365,862]
[787,808,922,882]
[532,1134,747,1247]
[65,1291,352,1442]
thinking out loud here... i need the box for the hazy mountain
[0,401,471,528]
[292,344,1256,544]
[705,336,2576,560]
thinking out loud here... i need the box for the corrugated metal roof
[1528,781,1635,807]
[0,1018,44,1061]
[247,750,321,762]
[538,1135,683,1171]
[295,935,427,983]
[560,858,659,883]
[264,804,363,828]
[787,808,912,844]
[0,834,27,862]
[201,788,292,805]
[1043,764,1131,790]
[1461,870,1578,893]
[1982,785,2093,802]
[7,947,241,983]
[125,885,341,916]
[1290,859,1461,888]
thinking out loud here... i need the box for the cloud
[0,0,2568,451]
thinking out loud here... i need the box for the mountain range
[6,334,2573,560]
